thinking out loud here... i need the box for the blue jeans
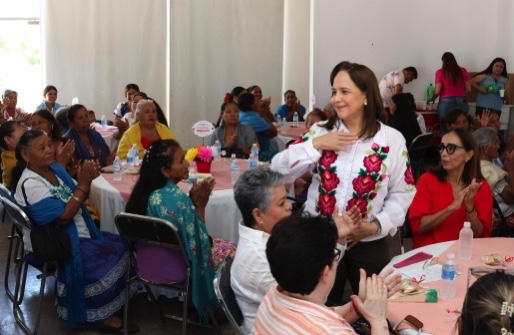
[437,96,469,133]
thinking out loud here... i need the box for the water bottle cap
[447,252,455,259]
[464,221,471,228]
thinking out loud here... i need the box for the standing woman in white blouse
[271,61,416,305]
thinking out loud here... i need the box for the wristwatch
[371,218,382,236]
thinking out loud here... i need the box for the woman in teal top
[471,57,510,116]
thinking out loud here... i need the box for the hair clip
[501,302,514,317]
[501,328,513,335]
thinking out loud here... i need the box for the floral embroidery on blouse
[346,143,389,219]
[291,130,315,146]
[403,150,415,190]
[49,175,74,202]
[315,150,339,216]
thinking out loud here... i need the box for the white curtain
[42,0,167,121]
[169,0,284,147]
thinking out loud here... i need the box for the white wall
[310,0,505,107]
[169,0,284,148]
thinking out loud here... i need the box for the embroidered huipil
[271,121,416,240]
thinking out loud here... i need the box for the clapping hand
[332,205,358,242]
[190,177,216,209]
[351,274,388,325]
[77,159,101,186]
[226,134,238,148]
[474,109,491,129]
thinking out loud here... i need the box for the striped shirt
[253,286,356,334]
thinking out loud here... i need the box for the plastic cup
[500,89,505,97]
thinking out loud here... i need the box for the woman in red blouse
[409,128,492,249]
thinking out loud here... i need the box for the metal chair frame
[115,212,220,335]
[213,256,244,335]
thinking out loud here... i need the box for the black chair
[115,212,219,335]
[398,211,412,254]
[491,197,514,237]
[408,133,434,182]
[213,256,243,335]
[3,197,54,335]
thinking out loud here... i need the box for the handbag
[30,223,72,263]
[21,179,72,263]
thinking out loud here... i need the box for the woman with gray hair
[473,127,514,235]
[117,99,176,159]
[231,167,293,334]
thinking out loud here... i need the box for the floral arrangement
[185,146,214,162]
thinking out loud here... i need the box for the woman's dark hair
[476,57,508,78]
[32,109,62,140]
[125,139,181,215]
[429,128,482,184]
[305,109,327,124]
[124,83,140,96]
[441,52,464,86]
[0,120,21,151]
[11,129,46,191]
[132,91,148,100]
[43,85,58,96]
[267,214,338,295]
[324,61,384,139]
[246,85,260,94]
[444,108,469,130]
[55,106,70,132]
[237,93,256,111]
[67,104,87,122]
[283,90,296,97]
[224,86,246,102]
[145,96,168,127]
[389,93,422,147]
[459,271,514,334]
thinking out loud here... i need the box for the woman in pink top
[429,52,471,133]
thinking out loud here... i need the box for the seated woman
[237,93,277,156]
[247,85,274,123]
[458,271,514,334]
[117,99,175,160]
[0,121,26,189]
[207,101,257,158]
[231,168,397,334]
[388,93,422,147]
[1,89,29,125]
[444,108,471,132]
[253,214,389,334]
[409,128,493,249]
[305,108,327,129]
[125,139,236,322]
[473,127,514,235]
[276,90,306,122]
[12,129,139,333]
[217,86,246,127]
[32,109,76,174]
[35,85,63,114]
[63,104,112,167]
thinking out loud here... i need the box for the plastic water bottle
[426,84,435,101]
[126,147,134,170]
[281,117,287,129]
[213,140,221,161]
[440,253,458,299]
[230,154,240,185]
[458,221,473,261]
[292,111,299,127]
[130,144,140,166]
[101,115,107,131]
[113,156,123,181]
[248,153,258,169]
[251,143,259,161]
[188,167,198,189]
[276,115,282,128]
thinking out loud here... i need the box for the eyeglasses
[437,143,465,155]
[334,248,342,262]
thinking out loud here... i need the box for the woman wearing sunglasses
[408,128,493,249]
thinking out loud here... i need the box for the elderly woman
[63,104,112,167]
[473,127,514,235]
[0,121,26,189]
[117,99,175,160]
[1,89,29,125]
[207,101,257,158]
[35,85,63,114]
[231,168,399,334]
[32,109,76,172]
[253,215,389,334]
[271,61,414,305]
[409,128,493,248]
[11,129,139,333]
[125,139,236,322]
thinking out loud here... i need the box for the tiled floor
[0,206,411,335]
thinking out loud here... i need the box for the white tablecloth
[89,175,242,242]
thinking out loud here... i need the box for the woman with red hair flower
[271,61,415,306]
